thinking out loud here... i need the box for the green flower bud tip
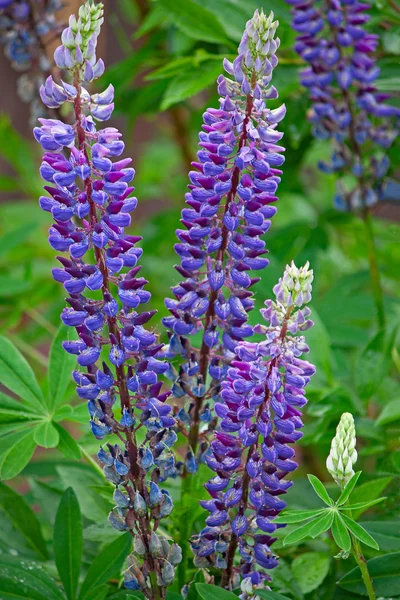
[326,412,358,488]
[273,260,313,307]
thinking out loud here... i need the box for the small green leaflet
[307,474,334,506]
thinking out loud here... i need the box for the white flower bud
[327,412,357,488]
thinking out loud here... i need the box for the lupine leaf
[55,424,82,460]
[34,421,60,449]
[341,498,386,511]
[376,398,400,425]
[332,514,351,552]
[274,509,326,524]
[0,555,65,600]
[54,488,82,600]
[309,510,334,538]
[355,329,396,400]
[307,474,333,506]
[254,590,293,600]
[337,472,362,506]
[362,522,400,552]
[0,429,37,480]
[291,552,331,594]
[79,534,132,600]
[0,482,48,560]
[48,325,76,411]
[196,584,240,600]
[0,336,45,411]
[283,516,323,546]
[161,60,224,110]
[338,552,400,596]
[156,0,230,45]
[340,514,379,550]
[82,585,109,600]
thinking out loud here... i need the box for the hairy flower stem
[326,11,385,329]
[187,90,255,456]
[73,73,164,600]
[221,306,292,588]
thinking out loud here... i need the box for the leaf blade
[340,514,379,550]
[54,488,83,600]
[307,474,333,506]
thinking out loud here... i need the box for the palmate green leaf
[79,534,132,600]
[54,488,82,600]
[332,514,351,552]
[307,474,334,506]
[0,391,38,425]
[283,515,326,546]
[195,583,238,600]
[308,510,334,538]
[0,336,46,411]
[34,421,60,449]
[156,0,230,45]
[349,477,392,519]
[0,482,48,560]
[0,428,37,480]
[274,508,325,524]
[340,514,379,550]
[48,325,76,412]
[160,60,224,110]
[337,472,362,506]
[340,497,386,512]
[338,552,400,597]
[0,555,65,600]
[54,424,82,460]
[292,552,331,594]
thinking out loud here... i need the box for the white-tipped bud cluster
[241,10,279,71]
[327,412,358,488]
[274,260,313,308]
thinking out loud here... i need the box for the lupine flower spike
[286,0,399,211]
[163,9,286,472]
[192,262,316,596]
[327,412,357,488]
[0,0,64,124]
[34,2,180,597]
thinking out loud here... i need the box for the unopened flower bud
[327,412,357,488]
[133,534,147,557]
[161,561,175,586]
[133,491,147,516]
[149,531,162,556]
[168,543,182,565]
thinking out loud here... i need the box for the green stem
[362,209,385,329]
[350,537,376,600]
[177,474,193,590]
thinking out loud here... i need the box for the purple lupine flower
[163,10,286,468]
[192,262,315,594]
[286,0,399,211]
[35,3,180,596]
[0,0,64,124]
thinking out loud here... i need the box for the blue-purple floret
[192,262,315,594]
[286,0,399,210]
[163,10,286,467]
[34,3,180,595]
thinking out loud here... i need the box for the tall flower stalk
[286,0,400,328]
[0,0,65,124]
[192,262,315,595]
[163,9,286,472]
[34,3,180,598]
[327,413,376,600]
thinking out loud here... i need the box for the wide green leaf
[157,0,230,44]
[0,482,48,559]
[196,583,238,600]
[79,534,132,599]
[355,329,395,400]
[48,325,76,411]
[34,421,60,449]
[0,336,45,410]
[161,60,223,110]
[292,552,331,594]
[82,585,109,600]
[332,514,351,552]
[0,555,65,600]
[307,474,333,506]
[337,472,361,506]
[254,590,293,600]
[0,429,37,480]
[54,488,82,600]
[376,398,400,426]
[338,552,400,597]
[340,514,379,550]
[349,477,392,519]
[362,522,400,552]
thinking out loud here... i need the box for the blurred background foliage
[0,0,399,599]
